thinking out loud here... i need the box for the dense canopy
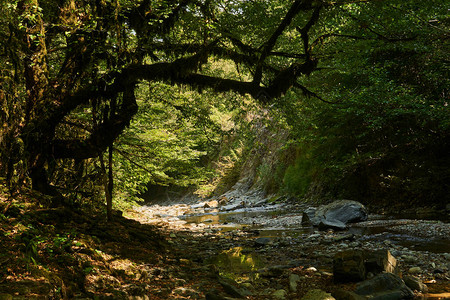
[0,0,448,212]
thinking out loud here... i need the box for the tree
[2,0,446,212]
[274,0,449,206]
[0,0,323,208]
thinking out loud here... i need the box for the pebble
[408,267,422,274]
[308,234,321,239]
[402,255,417,263]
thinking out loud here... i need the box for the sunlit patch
[212,247,262,283]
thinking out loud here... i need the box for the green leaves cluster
[275,0,449,205]
[113,81,254,205]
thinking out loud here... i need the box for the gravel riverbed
[130,197,450,299]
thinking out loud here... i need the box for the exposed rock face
[302,200,368,230]
[333,249,398,283]
[355,273,414,299]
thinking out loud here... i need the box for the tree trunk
[107,145,114,222]
[99,145,114,222]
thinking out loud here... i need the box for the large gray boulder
[302,200,368,230]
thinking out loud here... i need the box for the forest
[0,0,448,299]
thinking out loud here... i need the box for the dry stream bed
[132,198,450,299]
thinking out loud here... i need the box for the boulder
[302,200,368,230]
[355,273,414,300]
[218,278,252,298]
[316,200,368,224]
[403,276,428,293]
[333,249,398,283]
[302,207,319,226]
[333,250,366,283]
[318,219,347,231]
[365,249,398,275]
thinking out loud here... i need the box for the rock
[172,287,199,298]
[333,249,399,283]
[403,275,428,292]
[433,268,445,274]
[332,289,365,300]
[204,200,219,208]
[205,289,229,300]
[333,250,366,283]
[218,197,228,207]
[408,267,421,274]
[402,255,416,263]
[333,234,355,242]
[258,265,289,277]
[316,200,368,224]
[218,278,252,298]
[302,207,318,226]
[254,237,271,247]
[272,289,287,299]
[318,219,347,231]
[241,282,254,291]
[355,273,414,300]
[365,249,398,275]
[301,289,335,300]
[307,233,321,240]
[304,200,368,230]
[289,274,301,292]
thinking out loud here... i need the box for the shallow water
[180,208,450,254]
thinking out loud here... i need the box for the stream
[133,196,450,298]
[137,200,450,254]
[181,208,450,254]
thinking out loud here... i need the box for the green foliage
[17,225,44,265]
[113,80,255,204]
[282,147,314,198]
[1,0,447,212]
[272,0,449,205]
